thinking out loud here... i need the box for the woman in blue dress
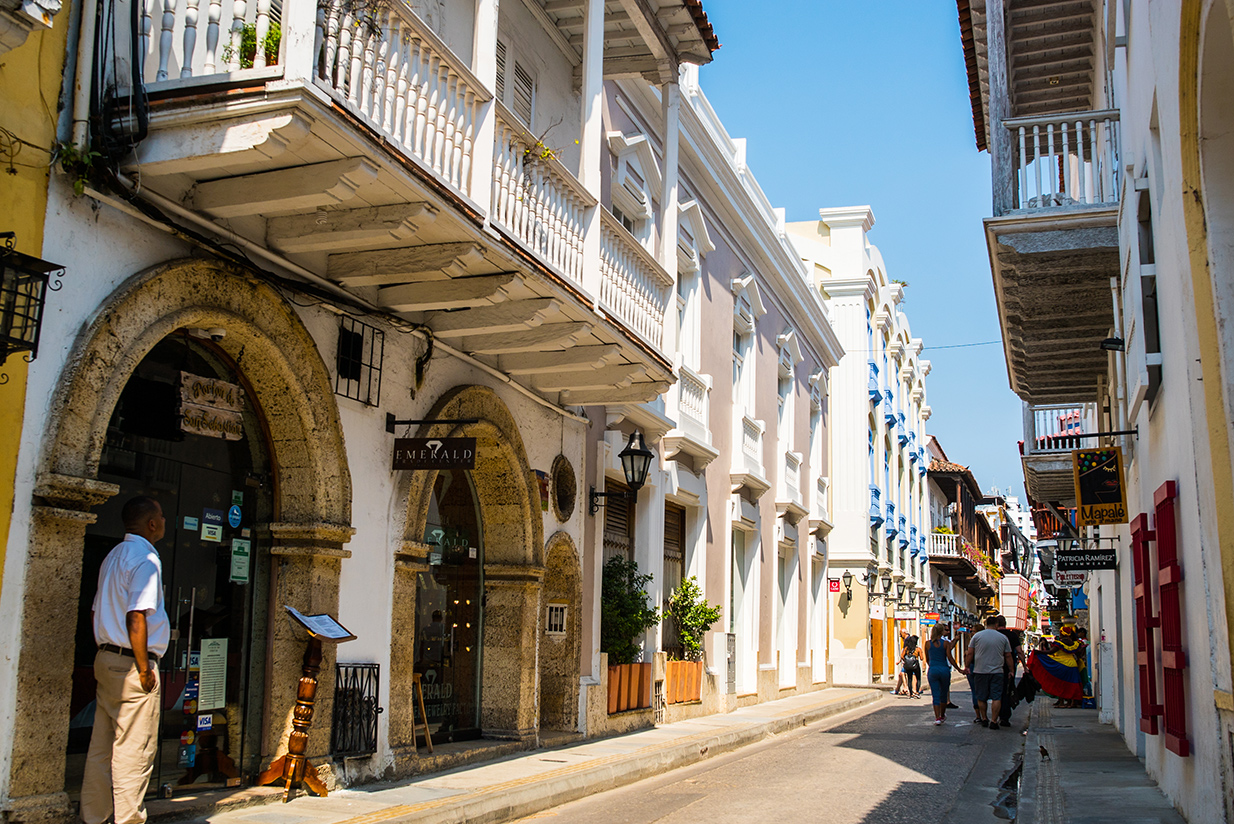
[924,623,962,725]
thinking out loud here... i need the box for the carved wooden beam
[377,273,517,311]
[531,364,646,391]
[461,322,594,354]
[424,298,561,338]
[498,344,623,374]
[560,380,670,405]
[330,242,484,286]
[191,158,377,218]
[267,203,438,253]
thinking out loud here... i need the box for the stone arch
[8,259,353,822]
[539,532,582,732]
[387,385,544,760]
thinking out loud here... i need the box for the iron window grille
[331,663,382,758]
[335,316,384,406]
[546,603,567,636]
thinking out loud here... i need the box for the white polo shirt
[92,533,171,658]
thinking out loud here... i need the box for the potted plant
[600,555,659,713]
[664,576,720,704]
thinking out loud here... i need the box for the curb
[337,689,884,824]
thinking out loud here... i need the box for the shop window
[335,316,384,406]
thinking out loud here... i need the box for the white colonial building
[787,211,932,685]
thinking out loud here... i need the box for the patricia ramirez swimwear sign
[392,438,476,470]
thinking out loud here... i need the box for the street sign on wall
[1073,446,1129,526]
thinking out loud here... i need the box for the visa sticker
[197,713,213,731]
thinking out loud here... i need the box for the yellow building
[0,5,69,600]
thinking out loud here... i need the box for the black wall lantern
[1,232,62,380]
[589,432,655,515]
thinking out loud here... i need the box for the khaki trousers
[80,650,161,824]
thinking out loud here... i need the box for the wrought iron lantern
[1,232,62,379]
[841,569,854,601]
[589,431,655,515]
[896,582,906,602]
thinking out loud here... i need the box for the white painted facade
[787,214,931,685]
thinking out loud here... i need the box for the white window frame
[607,131,662,247]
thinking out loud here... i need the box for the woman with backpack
[899,634,923,698]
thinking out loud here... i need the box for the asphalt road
[513,686,1027,824]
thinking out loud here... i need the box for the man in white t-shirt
[965,614,1014,729]
[81,496,170,824]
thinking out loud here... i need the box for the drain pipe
[1109,276,1128,434]
[90,175,590,424]
[71,0,99,148]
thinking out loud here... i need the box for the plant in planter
[600,555,659,665]
[222,21,282,69]
[666,576,721,662]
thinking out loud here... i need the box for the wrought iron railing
[331,663,381,758]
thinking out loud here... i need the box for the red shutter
[1154,481,1189,757]
[1130,512,1161,734]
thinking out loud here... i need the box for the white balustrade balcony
[599,210,673,351]
[492,105,593,285]
[676,365,710,440]
[730,413,769,497]
[813,476,829,523]
[1021,401,1097,503]
[1006,110,1120,211]
[781,452,801,505]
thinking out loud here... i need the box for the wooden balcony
[97,0,708,406]
[927,532,996,597]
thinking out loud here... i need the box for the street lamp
[589,432,655,515]
[896,582,906,602]
[881,574,892,596]
[841,569,853,601]
[0,231,62,371]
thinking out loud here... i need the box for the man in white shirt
[81,497,170,824]
[965,614,1014,729]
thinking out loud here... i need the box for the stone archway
[539,532,582,732]
[7,259,353,823]
[388,386,544,764]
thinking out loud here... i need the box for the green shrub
[222,22,281,69]
[666,576,722,662]
[600,555,660,665]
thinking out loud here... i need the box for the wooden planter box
[607,662,652,713]
[665,659,703,704]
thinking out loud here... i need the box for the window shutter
[1154,481,1189,757]
[513,61,534,126]
[495,40,507,104]
[603,481,633,562]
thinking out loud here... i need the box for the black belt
[98,643,159,662]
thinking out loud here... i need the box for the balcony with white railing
[926,532,992,596]
[599,210,673,352]
[1006,111,1120,212]
[776,452,806,524]
[730,414,769,497]
[1020,402,1099,504]
[492,104,594,284]
[663,365,718,468]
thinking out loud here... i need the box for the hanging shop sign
[869,603,885,620]
[894,610,916,620]
[1052,569,1088,587]
[392,437,476,470]
[1072,446,1128,526]
[179,371,245,440]
[1055,547,1117,571]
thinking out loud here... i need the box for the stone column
[6,474,119,824]
[264,522,354,788]
[388,540,430,763]
[480,564,544,740]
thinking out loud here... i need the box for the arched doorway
[6,259,352,822]
[389,386,545,764]
[66,334,275,794]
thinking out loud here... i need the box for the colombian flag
[1027,647,1083,700]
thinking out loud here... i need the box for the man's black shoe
[946,702,959,709]
[1000,720,1011,727]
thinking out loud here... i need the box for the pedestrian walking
[964,614,1014,729]
[81,496,170,824]
[924,624,962,724]
[899,635,923,698]
[995,615,1025,726]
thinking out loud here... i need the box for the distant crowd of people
[895,614,1090,728]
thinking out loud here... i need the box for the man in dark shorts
[965,614,1014,729]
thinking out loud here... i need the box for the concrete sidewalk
[166,687,882,824]
[1018,698,1186,824]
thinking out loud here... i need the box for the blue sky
[697,0,1026,498]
